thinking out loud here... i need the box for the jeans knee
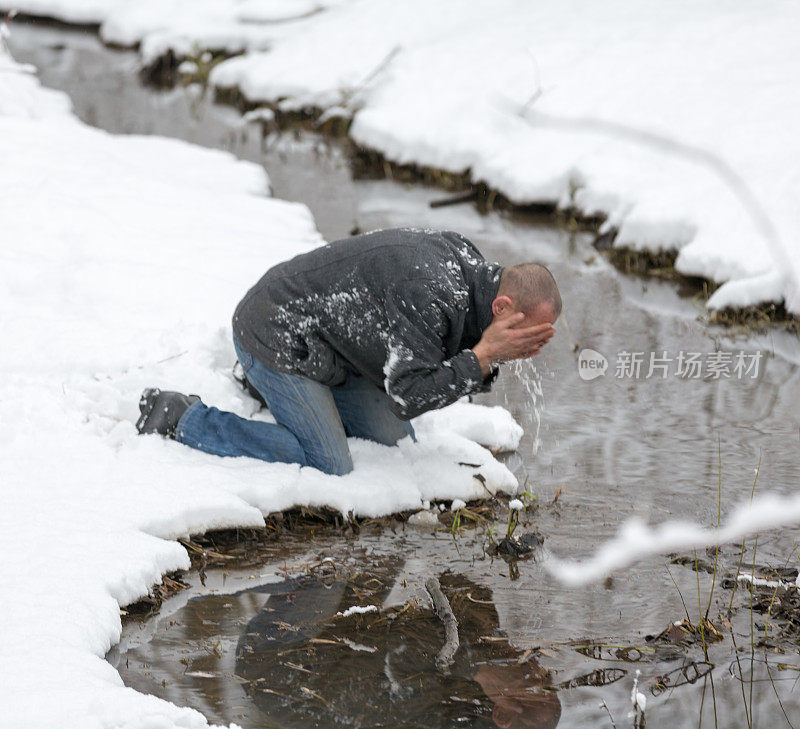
[306,448,353,476]
[373,420,415,447]
[282,440,309,467]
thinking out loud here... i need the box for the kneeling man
[136,228,560,475]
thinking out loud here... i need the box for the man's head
[474,663,562,729]
[493,263,561,328]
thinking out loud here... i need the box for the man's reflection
[234,567,561,728]
[473,664,560,729]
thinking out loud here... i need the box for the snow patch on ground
[415,401,523,453]
[5,0,346,29]
[337,604,378,617]
[0,47,521,729]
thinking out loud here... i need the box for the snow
[337,604,378,617]
[406,509,440,527]
[548,492,800,586]
[9,0,793,312]
[4,0,342,31]
[208,0,800,314]
[414,401,523,453]
[737,574,797,591]
[4,0,112,24]
[0,46,522,729]
[381,344,408,408]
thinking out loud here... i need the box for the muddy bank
[121,496,530,617]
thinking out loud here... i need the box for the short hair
[497,262,562,316]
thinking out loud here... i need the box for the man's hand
[471,313,555,376]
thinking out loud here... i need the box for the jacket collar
[465,261,503,345]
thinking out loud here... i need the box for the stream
[10,22,800,729]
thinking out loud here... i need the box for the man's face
[510,301,558,330]
[490,298,558,359]
[491,298,558,329]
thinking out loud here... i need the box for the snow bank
[0,46,521,729]
[4,0,345,29]
[11,0,794,312]
[2,0,114,25]
[4,0,351,63]
[209,0,800,314]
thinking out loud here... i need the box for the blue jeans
[175,337,414,475]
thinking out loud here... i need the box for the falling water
[506,358,544,454]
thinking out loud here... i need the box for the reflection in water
[650,660,713,696]
[111,549,800,728]
[234,570,561,728]
[556,667,626,690]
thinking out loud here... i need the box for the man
[232,568,563,729]
[136,228,560,475]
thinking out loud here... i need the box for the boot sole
[135,388,160,434]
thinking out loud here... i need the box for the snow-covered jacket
[232,228,502,419]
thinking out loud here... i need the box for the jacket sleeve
[382,279,489,420]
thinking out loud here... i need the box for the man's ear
[492,295,514,317]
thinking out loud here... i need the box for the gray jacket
[232,228,502,420]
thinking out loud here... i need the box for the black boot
[136,388,200,438]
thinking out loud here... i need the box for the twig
[704,437,723,622]
[178,538,236,561]
[599,700,618,729]
[710,670,719,729]
[314,44,401,128]
[664,562,692,623]
[425,576,459,671]
[429,191,478,209]
[728,454,761,614]
[764,654,797,729]
[155,349,189,365]
[694,550,709,661]
[728,625,752,729]
[749,533,759,726]
[520,48,544,114]
[354,45,401,95]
